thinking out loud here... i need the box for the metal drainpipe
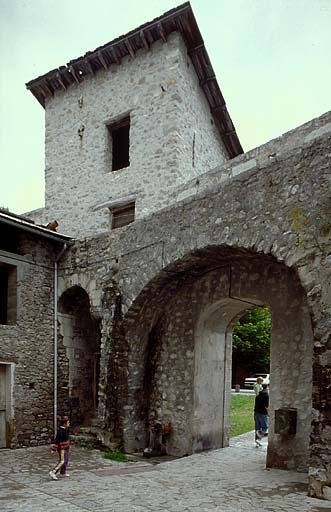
[54,243,67,434]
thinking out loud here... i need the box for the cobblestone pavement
[0,432,330,512]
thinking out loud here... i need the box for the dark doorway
[58,286,101,426]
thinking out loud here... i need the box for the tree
[232,307,271,374]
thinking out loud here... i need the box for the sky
[0,0,330,214]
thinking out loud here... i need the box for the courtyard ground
[0,432,329,512]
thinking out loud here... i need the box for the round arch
[117,246,313,472]
[58,285,101,427]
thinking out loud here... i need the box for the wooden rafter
[140,30,149,50]
[157,22,167,43]
[56,72,67,90]
[224,129,235,137]
[200,76,216,87]
[174,15,185,33]
[125,39,135,58]
[188,43,204,55]
[211,104,227,113]
[98,51,108,70]
[38,85,47,98]
[111,48,121,65]
[44,80,54,96]
[86,59,95,75]
[180,12,194,41]
[69,65,80,83]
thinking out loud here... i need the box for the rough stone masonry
[56,111,331,500]
[16,2,331,501]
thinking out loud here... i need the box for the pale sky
[0,0,330,214]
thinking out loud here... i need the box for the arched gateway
[122,248,313,472]
[61,114,330,499]
[57,285,101,426]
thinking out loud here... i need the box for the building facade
[25,3,242,238]
[0,2,330,501]
[0,211,71,448]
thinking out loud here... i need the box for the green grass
[103,451,128,462]
[230,394,255,437]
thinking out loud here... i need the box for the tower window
[107,116,130,172]
[110,201,135,230]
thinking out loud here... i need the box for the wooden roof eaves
[25,3,190,95]
[25,2,243,157]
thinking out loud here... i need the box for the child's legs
[260,414,268,434]
[254,413,263,434]
[53,449,65,474]
[60,449,69,474]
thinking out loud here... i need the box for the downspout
[54,243,67,434]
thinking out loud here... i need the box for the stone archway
[58,285,101,426]
[193,298,259,452]
[121,246,313,472]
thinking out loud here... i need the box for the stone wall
[174,111,331,205]
[59,111,331,499]
[0,235,55,447]
[28,32,227,239]
[163,35,227,190]
[23,207,50,228]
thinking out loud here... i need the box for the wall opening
[143,325,159,429]
[58,286,101,427]
[110,201,135,230]
[107,116,130,172]
[193,298,261,452]
[0,263,17,325]
[230,306,271,439]
[0,224,20,254]
[231,306,271,390]
[124,248,313,472]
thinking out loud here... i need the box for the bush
[232,307,271,374]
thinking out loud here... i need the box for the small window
[107,116,130,172]
[0,263,17,325]
[111,202,135,230]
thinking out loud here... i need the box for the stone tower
[26,3,242,238]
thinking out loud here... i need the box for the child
[254,384,269,447]
[253,376,264,396]
[49,416,70,480]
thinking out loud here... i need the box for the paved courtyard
[0,432,330,512]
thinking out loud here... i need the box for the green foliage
[232,307,271,373]
[103,451,128,462]
[230,394,255,437]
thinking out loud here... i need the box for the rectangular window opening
[0,263,17,325]
[111,201,135,230]
[107,116,130,172]
[0,225,20,254]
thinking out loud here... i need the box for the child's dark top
[51,426,70,451]
[254,390,269,416]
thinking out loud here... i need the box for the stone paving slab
[0,432,330,511]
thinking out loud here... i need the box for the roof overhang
[26,2,243,159]
[0,211,73,244]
